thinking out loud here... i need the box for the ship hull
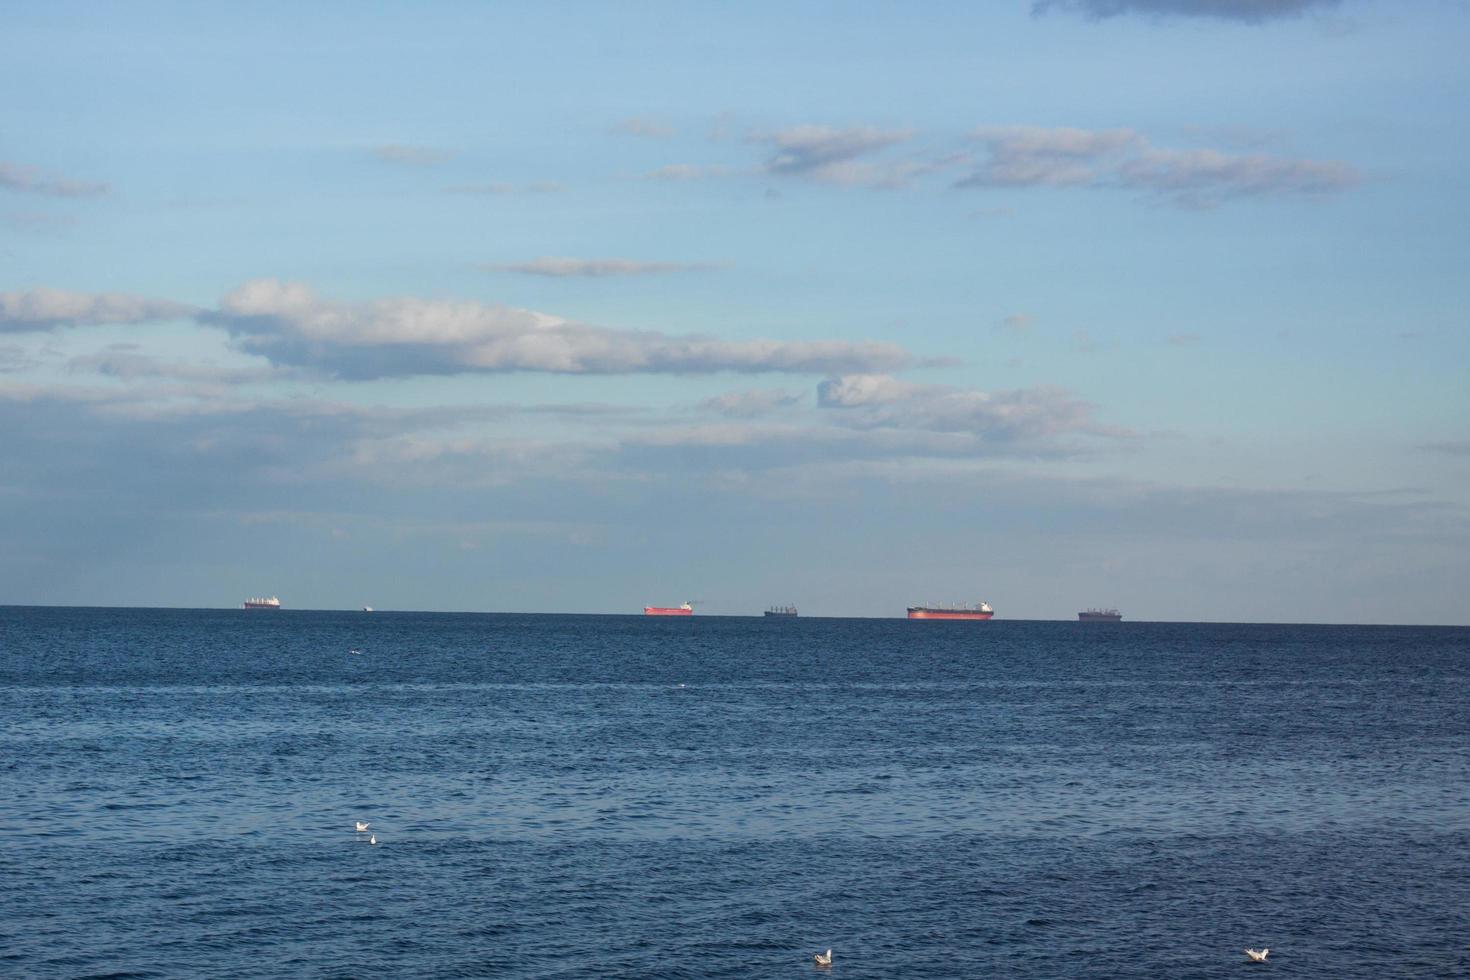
[1078,613,1122,622]
[907,609,993,620]
[644,607,692,616]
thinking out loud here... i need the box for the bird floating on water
[369,835,377,845]
[350,649,362,655]
[1245,948,1269,962]
[355,821,370,832]
[814,949,832,967]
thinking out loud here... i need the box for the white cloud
[206,279,914,379]
[0,287,195,333]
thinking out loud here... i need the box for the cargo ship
[644,602,693,616]
[243,596,281,609]
[907,601,993,621]
[1078,608,1122,622]
[764,605,798,617]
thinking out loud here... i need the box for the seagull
[369,834,377,845]
[814,949,833,967]
[350,649,362,656]
[355,821,370,832]
[1245,948,1270,963]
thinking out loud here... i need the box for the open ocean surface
[1,607,1467,978]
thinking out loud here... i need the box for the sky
[2,0,1467,622]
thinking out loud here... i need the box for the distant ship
[764,605,798,617]
[1079,608,1122,622]
[644,602,693,616]
[362,606,373,613]
[907,601,993,621]
[243,596,281,609]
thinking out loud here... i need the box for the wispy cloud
[999,313,1036,334]
[66,349,291,385]
[613,117,676,139]
[372,144,455,166]
[0,345,40,374]
[205,279,914,379]
[1421,441,1470,457]
[5,210,79,232]
[751,125,923,188]
[484,257,715,278]
[0,161,109,198]
[817,373,1125,441]
[959,125,1357,206]
[445,181,565,195]
[700,388,804,418]
[1116,146,1358,205]
[1032,0,1342,22]
[0,287,195,333]
[644,163,738,181]
[963,126,1139,187]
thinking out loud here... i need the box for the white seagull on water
[355,821,370,832]
[1245,947,1270,962]
[814,949,833,967]
[369,834,377,845]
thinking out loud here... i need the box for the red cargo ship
[644,602,693,616]
[907,601,993,620]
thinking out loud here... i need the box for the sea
[1,607,1467,978]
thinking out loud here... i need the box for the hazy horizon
[2,1,1467,624]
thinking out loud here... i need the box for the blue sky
[2,0,1467,621]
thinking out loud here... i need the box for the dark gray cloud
[484,257,714,278]
[1032,0,1342,22]
[0,287,195,333]
[204,279,914,379]
[959,126,1358,206]
[0,161,108,198]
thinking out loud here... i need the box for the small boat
[363,606,373,613]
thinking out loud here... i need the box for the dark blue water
[2,608,1467,977]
